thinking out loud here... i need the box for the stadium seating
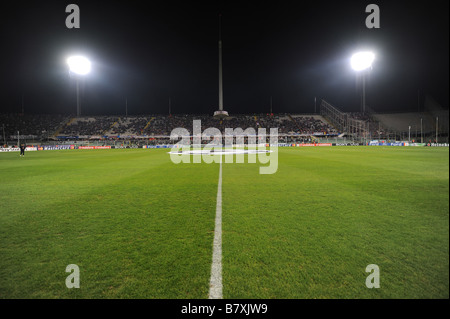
[0,114,69,139]
[3,111,445,144]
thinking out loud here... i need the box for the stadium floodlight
[350,51,375,71]
[351,51,375,114]
[67,55,91,117]
[67,56,91,75]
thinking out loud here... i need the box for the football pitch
[0,147,448,299]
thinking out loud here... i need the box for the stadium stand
[59,116,118,137]
[0,114,69,140]
[1,107,447,145]
[319,98,449,142]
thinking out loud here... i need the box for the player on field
[19,144,26,157]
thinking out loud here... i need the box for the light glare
[351,52,375,71]
[67,56,91,75]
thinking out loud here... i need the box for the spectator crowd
[1,113,338,141]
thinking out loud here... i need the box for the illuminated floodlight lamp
[350,51,375,114]
[67,55,91,117]
[67,56,91,75]
[350,51,375,71]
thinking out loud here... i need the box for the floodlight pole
[76,78,81,117]
[408,126,411,142]
[436,117,438,143]
[2,124,6,146]
[362,72,366,114]
[420,118,423,143]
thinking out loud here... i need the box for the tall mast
[218,14,223,111]
[214,14,228,118]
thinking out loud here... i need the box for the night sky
[0,0,448,115]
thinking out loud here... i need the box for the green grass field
[0,147,448,299]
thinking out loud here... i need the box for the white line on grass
[209,158,223,299]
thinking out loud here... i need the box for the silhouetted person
[19,144,26,157]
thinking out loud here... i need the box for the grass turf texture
[0,147,448,298]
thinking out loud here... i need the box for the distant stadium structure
[320,97,449,143]
[0,113,338,146]
[1,95,448,147]
[1,106,448,148]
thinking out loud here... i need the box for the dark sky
[0,0,448,115]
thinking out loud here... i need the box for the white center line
[209,158,223,299]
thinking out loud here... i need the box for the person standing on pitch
[19,144,26,157]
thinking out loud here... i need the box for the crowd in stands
[0,114,68,138]
[107,117,149,136]
[141,114,337,136]
[291,116,338,135]
[0,113,337,141]
[59,116,117,136]
[3,109,448,145]
[125,117,149,135]
[255,114,298,133]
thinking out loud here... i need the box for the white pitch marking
[209,157,223,299]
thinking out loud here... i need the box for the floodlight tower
[214,14,229,119]
[351,51,375,114]
[67,56,91,117]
